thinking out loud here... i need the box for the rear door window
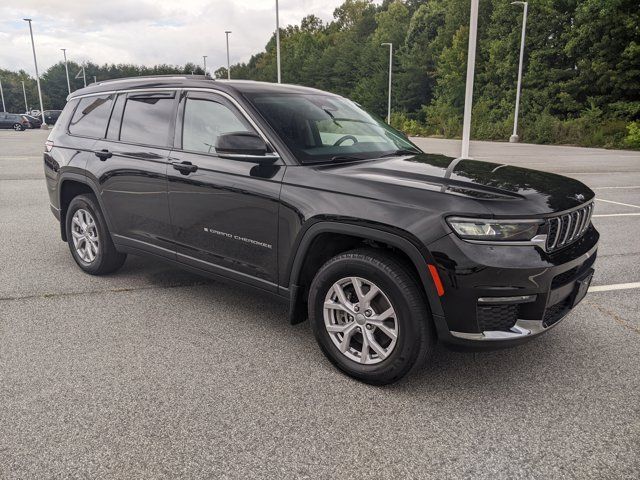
[68,94,115,138]
[119,92,176,147]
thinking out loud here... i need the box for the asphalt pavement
[1,129,638,479]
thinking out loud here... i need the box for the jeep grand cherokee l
[44,76,598,384]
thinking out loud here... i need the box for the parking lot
[1,129,638,478]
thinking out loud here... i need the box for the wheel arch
[285,221,444,324]
[58,173,112,242]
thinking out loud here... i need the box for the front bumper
[428,225,599,349]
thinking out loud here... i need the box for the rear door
[89,90,178,258]
[167,90,284,289]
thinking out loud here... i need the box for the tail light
[45,140,54,152]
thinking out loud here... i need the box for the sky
[0,0,354,75]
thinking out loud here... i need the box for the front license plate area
[571,269,594,308]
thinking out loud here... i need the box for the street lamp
[61,48,71,94]
[460,0,479,159]
[203,55,207,74]
[0,79,5,112]
[22,81,28,113]
[23,18,47,128]
[381,43,393,124]
[275,0,281,83]
[225,31,232,80]
[509,1,529,143]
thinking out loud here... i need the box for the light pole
[203,55,207,74]
[225,31,232,80]
[0,79,5,112]
[381,43,393,124]
[460,0,479,159]
[509,1,528,143]
[61,48,71,94]
[22,81,28,112]
[275,0,281,83]
[24,18,47,128]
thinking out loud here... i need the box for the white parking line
[593,213,640,218]
[594,186,640,190]
[595,198,640,209]
[589,282,640,293]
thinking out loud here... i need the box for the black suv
[44,76,598,384]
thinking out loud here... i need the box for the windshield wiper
[378,149,421,157]
[329,155,369,163]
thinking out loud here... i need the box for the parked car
[0,113,30,131]
[23,114,43,129]
[43,110,62,125]
[44,76,599,384]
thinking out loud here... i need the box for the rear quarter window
[68,95,115,138]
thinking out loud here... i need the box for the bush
[626,122,640,149]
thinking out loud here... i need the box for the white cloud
[0,0,355,75]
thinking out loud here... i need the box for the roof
[67,75,333,100]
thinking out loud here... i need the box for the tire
[13,123,25,131]
[65,194,126,275]
[309,248,435,385]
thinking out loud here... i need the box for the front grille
[477,304,519,331]
[546,203,593,253]
[543,298,572,328]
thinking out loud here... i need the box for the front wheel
[308,248,435,385]
[13,123,25,131]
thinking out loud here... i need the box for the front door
[167,90,284,290]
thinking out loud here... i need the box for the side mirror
[215,132,279,164]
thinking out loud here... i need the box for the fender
[286,221,444,318]
[57,172,116,242]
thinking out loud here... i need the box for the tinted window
[182,96,253,154]
[68,95,114,138]
[119,93,176,147]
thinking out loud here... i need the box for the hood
[315,153,594,216]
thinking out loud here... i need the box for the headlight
[447,217,544,241]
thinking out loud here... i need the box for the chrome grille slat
[545,202,593,253]
[570,210,581,241]
[559,214,572,246]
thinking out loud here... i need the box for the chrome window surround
[66,87,280,159]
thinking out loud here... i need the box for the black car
[43,109,62,125]
[24,114,43,129]
[44,76,598,384]
[0,113,30,131]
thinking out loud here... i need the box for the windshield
[245,93,421,164]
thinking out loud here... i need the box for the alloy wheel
[71,208,99,263]
[323,276,398,365]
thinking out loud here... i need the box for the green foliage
[1,0,637,149]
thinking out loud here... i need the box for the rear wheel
[309,248,435,385]
[65,194,126,275]
[13,123,24,131]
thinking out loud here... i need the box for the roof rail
[94,74,213,87]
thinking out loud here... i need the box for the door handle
[171,160,198,175]
[95,149,113,161]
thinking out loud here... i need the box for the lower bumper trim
[450,317,567,341]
